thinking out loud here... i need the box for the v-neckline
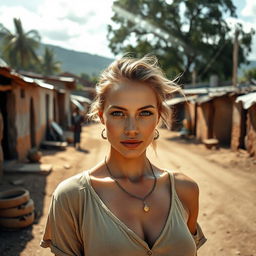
[84,170,174,250]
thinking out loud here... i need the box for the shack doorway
[0,92,7,160]
[239,108,247,149]
[57,92,65,128]
[0,91,17,159]
[30,98,36,147]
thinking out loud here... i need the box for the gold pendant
[143,202,150,212]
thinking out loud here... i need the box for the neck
[105,151,153,182]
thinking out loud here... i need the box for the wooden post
[232,29,239,87]
[192,69,196,87]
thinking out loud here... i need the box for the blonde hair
[87,55,182,129]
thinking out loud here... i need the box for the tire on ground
[0,188,30,209]
[0,211,35,229]
[0,199,34,217]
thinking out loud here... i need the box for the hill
[238,60,256,77]
[1,39,255,79]
[38,44,114,77]
[41,43,254,78]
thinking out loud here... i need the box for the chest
[84,172,197,256]
[91,176,171,248]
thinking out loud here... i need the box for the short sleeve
[40,192,83,256]
[192,222,207,250]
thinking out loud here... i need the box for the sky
[0,0,255,60]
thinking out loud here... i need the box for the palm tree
[41,47,61,75]
[0,18,41,71]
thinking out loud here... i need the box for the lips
[120,140,142,149]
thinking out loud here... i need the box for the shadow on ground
[0,148,62,256]
[165,135,201,145]
[165,134,233,150]
[0,173,46,255]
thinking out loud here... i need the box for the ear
[98,110,105,124]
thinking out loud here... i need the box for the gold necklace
[104,157,157,213]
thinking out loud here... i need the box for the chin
[111,145,146,159]
[121,151,145,159]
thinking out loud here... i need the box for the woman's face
[99,81,160,158]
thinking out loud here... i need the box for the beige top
[41,170,206,256]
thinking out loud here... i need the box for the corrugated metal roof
[0,67,55,90]
[183,86,236,95]
[71,98,85,111]
[183,85,256,95]
[34,79,54,90]
[168,92,232,105]
[235,92,256,109]
[194,91,231,104]
[0,58,8,68]
[166,95,197,106]
[71,94,91,104]
[20,76,54,90]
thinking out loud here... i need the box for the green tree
[242,67,256,82]
[41,47,61,75]
[0,18,41,71]
[108,0,255,83]
[80,72,98,84]
[80,72,91,81]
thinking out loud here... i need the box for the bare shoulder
[172,172,199,210]
[173,172,199,193]
[173,172,200,233]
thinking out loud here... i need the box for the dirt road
[0,123,255,256]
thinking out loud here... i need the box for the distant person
[41,56,206,255]
[71,107,84,150]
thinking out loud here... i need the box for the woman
[40,56,206,255]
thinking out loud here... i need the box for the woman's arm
[174,172,199,232]
[40,180,84,255]
[174,172,206,249]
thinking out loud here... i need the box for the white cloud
[226,17,255,33]
[225,17,256,60]
[241,0,256,18]
[0,0,255,60]
[0,6,40,32]
[0,0,115,58]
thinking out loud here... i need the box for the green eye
[140,111,153,116]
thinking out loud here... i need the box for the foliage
[90,75,99,84]
[0,18,41,71]
[38,44,113,76]
[80,72,91,81]
[76,83,85,90]
[80,72,98,84]
[241,67,256,82]
[41,47,61,75]
[107,0,255,83]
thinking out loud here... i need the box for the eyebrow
[109,105,156,111]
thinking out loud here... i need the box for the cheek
[138,119,158,138]
[105,119,123,134]
[140,117,158,128]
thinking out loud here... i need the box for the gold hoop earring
[154,129,159,140]
[101,128,107,140]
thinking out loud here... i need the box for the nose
[124,116,139,136]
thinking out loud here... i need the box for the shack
[232,92,256,158]
[20,71,76,129]
[0,66,54,166]
[195,93,235,145]
[167,85,256,148]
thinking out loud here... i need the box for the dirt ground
[0,123,256,256]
